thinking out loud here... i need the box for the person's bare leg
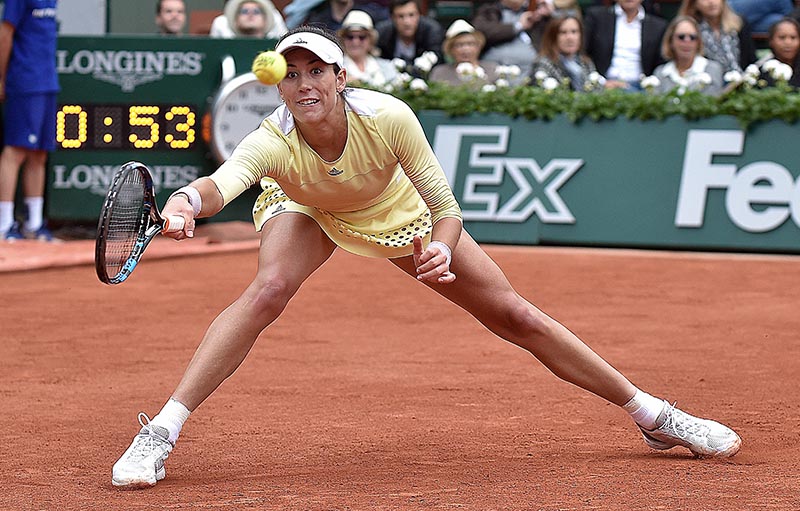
[173,213,336,411]
[392,231,741,457]
[392,231,637,406]
[113,213,336,488]
[0,146,26,202]
[21,149,46,198]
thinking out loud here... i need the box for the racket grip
[163,215,186,233]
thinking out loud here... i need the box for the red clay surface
[2,226,798,510]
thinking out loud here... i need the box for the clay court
[1,225,798,510]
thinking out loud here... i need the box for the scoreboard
[50,36,280,221]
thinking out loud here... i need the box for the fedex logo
[432,125,583,223]
[675,130,800,233]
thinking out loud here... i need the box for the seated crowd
[175,0,800,95]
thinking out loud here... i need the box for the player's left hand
[413,236,456,284]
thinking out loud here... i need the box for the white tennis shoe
[112,412,174,489]
[638,401,741,457]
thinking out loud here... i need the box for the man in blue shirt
[0,0,59,241]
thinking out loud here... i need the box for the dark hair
[155,0,184,15]
[768,16,800,41]
[276,25,344,75]
[539,14,586,63]
[389,0,419,15]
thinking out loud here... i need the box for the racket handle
[163,215,186,233]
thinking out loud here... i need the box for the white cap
[275,31,345,68]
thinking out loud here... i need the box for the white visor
[275,32,345,69]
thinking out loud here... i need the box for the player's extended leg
[391,230,741,457]
[112,213,337,489]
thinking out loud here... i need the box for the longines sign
[57,50,205,92]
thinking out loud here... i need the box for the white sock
[622,389,665,430]
[150,398,191,444]
[0,201,14,232]
[24,196,44,231]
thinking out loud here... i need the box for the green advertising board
[50,35,278,223]
[49,37,800,253]
[420,111,800,253]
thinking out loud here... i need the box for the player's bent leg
[171,212,336,411]
[392,230,637,407]
[391,231,741,457]
[113,213,336,489]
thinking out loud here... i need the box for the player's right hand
[162,195,195,240]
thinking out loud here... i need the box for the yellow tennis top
[209,88,462,258]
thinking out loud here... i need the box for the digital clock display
[56,104,198,151]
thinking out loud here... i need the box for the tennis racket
[95,161,185,285]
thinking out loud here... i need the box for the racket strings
[104,170,148,277]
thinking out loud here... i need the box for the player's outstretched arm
[162,177,225,240]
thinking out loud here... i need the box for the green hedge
[388,81,800,127]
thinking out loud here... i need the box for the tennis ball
[252,51,287,85]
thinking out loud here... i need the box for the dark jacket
[375,15,444,65]
[583,5,668,77]
[471,1,549,52]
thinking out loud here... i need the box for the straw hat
[337,10,378,46]
[225,0,279,36]
[443,19,485,58]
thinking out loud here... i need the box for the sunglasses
[239,7,263,15]
[675,33,698,41]
[345,33,369,41]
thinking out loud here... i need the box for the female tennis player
[111,25,741,489]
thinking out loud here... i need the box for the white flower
[507,65,521,77]
[771,62,793,82]
[495,78,510,88]
[409,78,428,90]
[724,70,743,84]
[474,66,487,80]
[495,64,509,76]
[534,70,548,82]
[456,62,476,77]
[588,71,606,85]
[542,77,559,90]
[640,75,660,89]
[676,85,687,96]
[392,72,412,87]
[391,58,407,71]
[762,59,780,73]
[744,64,761,79]
[414,51,438,72]
[689,72,712,88]
[481,84,497,92]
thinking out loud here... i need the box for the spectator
[472,0,553,80]
[678,0,756,73]
[155,0,187,36]
[429,19,499,86]
[304,0,388,32]
[210,1,236,37]
[375,0,444,72]
[210,0,288,39]
[756,17,800,87]
[0,0,59,241]
[531,14,604,92]
[728,0,793,35]
[284,0,389,30]
[583,0,668,90]
[650,15,725,96]
[338,9,398,87]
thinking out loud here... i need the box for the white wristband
[170,186,202,217]
[427,240,452,267]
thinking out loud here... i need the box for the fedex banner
[419,112,800,252]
